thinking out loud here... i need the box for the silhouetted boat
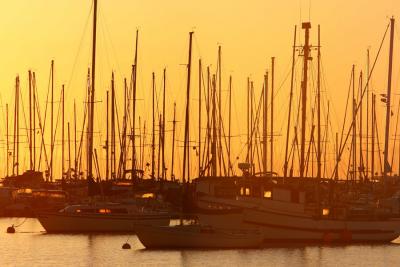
[135,223,262,249]
[37,202,173,233]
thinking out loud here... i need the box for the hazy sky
[0,0,399,179]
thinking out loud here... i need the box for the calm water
[1,218,400,267]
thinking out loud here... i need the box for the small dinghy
[135,223,263,249]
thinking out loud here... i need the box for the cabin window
[263,191,272,199]
[76,209,81,213]
[98,209,111,214]
[322,208,330,216]
[240,187,251,196]
[245,188,250,196]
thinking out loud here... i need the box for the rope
[13,217,28,228]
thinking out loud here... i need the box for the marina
[2,0,400,265]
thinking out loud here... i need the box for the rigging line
[65,1,93,93]
[339,69,353,151]
[100,7,124,82]
[39,64,53,169]
[333,21,390,178]
[34,85,50,171]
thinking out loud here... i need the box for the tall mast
[270,57,275,174]
[111,72,116,179]
[51,60,54,181]
[250,81,254,174]
[218,46,222,176]
[74,100,77,179]
[162,68,166,180]
[206,67,211,176]
[62,85,65,179]
[182,31,194,183]
[151,72,155,179]
[383,17,395,191]
[352,65,356,181]
[211,75,217,177]
[6,104,9,177]
[263,73,268,174]
[157,114,161,179]
[171,103,176,180]
[284,26,297,178]
[33,72,36,171]
[371,94,376,180]
[247,77,250,165]
[88,0,98,179]
[122,78,128,179]
[68,122,71,179]
[228,75,232,177]
[299,22,311,178]
[317,25,322,181]
[132,30,138,181]
[198,60,202,178]
[366,49,370,180]
[14,76,20,176]
[359,72,364,180]
[29,70,33,170]
[106,91,109,180]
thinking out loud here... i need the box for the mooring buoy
[7,225,15,234]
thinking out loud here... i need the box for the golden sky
[0,0,400,180]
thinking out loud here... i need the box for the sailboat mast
[62,85,65,179]
[152,72,155,179]
[372,94,376,180]
[182,31,194,183]
[74,100,77,179]
[211,75,217,177]
[88,0,98,179]
[270,57,275,174]
[132,30,138,181]
[171,103,176,180]
[106,91,109,180]
[359,72,363,180]
[51,61,54,181]
[228,75,232,177]
[198,60,202,178]
[218,46,222,176]
[111,72,116,179]
[366,49,370,180]
[352,65,356,182]
[284,26,297,178]
[14,76,20,176]
[33,72,36,171]
[383,17,395,191]
[6,103,9,177]
[68,122,71,179]
[263,73,268,174]
[299,22,311,178]
[317,25,322,181]
[162,68,166,180]
[29,70,33,170]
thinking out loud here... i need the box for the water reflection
[1,218,400,266]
